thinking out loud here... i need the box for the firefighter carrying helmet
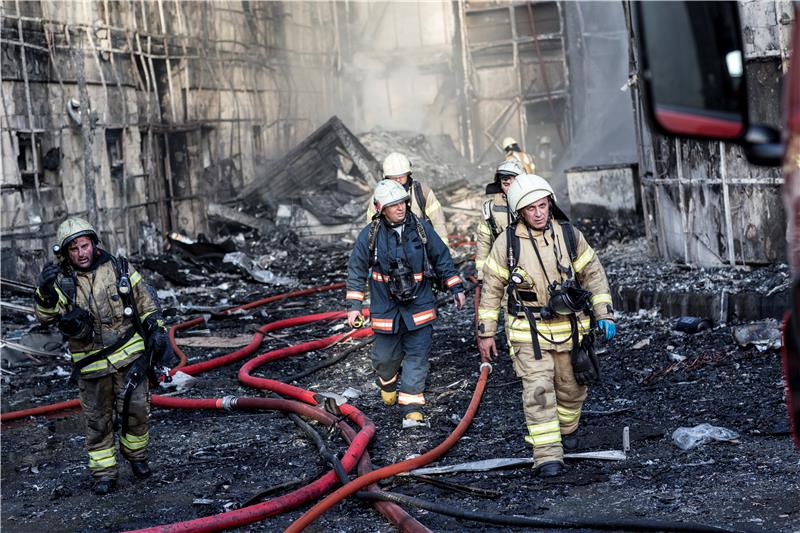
[506,174,555,213]
[373,179,410,212]
[55,217,98,252]
[382,152,412,177]
[502,137,518,151]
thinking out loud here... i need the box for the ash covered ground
[2,227,798,533]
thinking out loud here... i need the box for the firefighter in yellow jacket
[475,159,524,280]
[367,152,450,248]
[476,175,617,477]
[502,137,535,174]
[34,217,173,495]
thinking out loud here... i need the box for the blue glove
[598,319,617,341]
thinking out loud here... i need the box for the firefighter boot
[537,461,564,477]
[130,460,152,479]
[562,433,579,451]
[93,478,117,495]
[402,411,430,429]
[377,375,398,406]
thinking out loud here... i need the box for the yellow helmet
[55,217,98,252]
[506,174,555,213]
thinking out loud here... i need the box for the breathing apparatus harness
[505,214,597,378]
[368,210,438,303]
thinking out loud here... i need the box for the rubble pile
[2,235,797,532]
[601,238,791,296]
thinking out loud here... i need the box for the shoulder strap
[559,221,579,263]
[413,182,428,221]
[506,219,521,269]
[485,201,500,237]
[367,218,382,268]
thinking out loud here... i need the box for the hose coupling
[479,362,493,374]
[221,396,238,411]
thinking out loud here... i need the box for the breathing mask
[540,279,592,320]
[387,258,417,303]
[58,307,95,341]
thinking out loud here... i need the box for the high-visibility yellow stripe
[73,335,145,374]
[572,247,595,273]
[524,433,562,446]
[557,405,581,423]
[139,310,156,321]
[508,316,591,336]
[478,307,500,321]
[35,287,67,314]
[528,420,560,435]
[121,432,149,451]
[73,334,144,360]
[477,221,492,236]
[88,447,117,470]
[591,293,612,306]
[475,258,486,271]
[130,271,142,287]
[484,256,509,279]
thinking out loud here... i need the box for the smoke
[552,1,638,199]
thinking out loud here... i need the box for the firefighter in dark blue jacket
[347,179,466,428]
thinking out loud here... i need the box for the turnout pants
[78,359,150,480]
[372,322,432,414]
[510,344,587,466]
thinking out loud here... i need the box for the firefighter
[34,217,173,495]
[348,180,466,428]
[475,159,524,280]
[476,175,617,477]
[502,137,536,174]
[367,152,450,248]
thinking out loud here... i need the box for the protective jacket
[367,180,449,246]
[478,220,612,352]
[347,214,463,334]
[476,194,515,280]
[35,250,157,379]
[506,150,536,174]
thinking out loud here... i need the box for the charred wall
[1,0,343,278]
[627,0,794,266]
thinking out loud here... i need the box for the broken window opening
[16,133,41,187]
[106,128,124,180]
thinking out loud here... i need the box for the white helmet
[506,174,555,213]
[501,137,518,150]
[55,217,98,252]
[373,179,410,212]
[495,159,524,179]
[382,152,411,177]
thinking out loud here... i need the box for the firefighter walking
[348,180,465,428]
[476,175,617,476]
[34,217,174,494]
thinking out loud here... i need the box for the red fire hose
[285,362,492,533]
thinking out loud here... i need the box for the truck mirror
[635,1,748,140]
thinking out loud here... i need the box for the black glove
[571,344,600,386]
[143,314,169,366]
[36,263,61,306]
